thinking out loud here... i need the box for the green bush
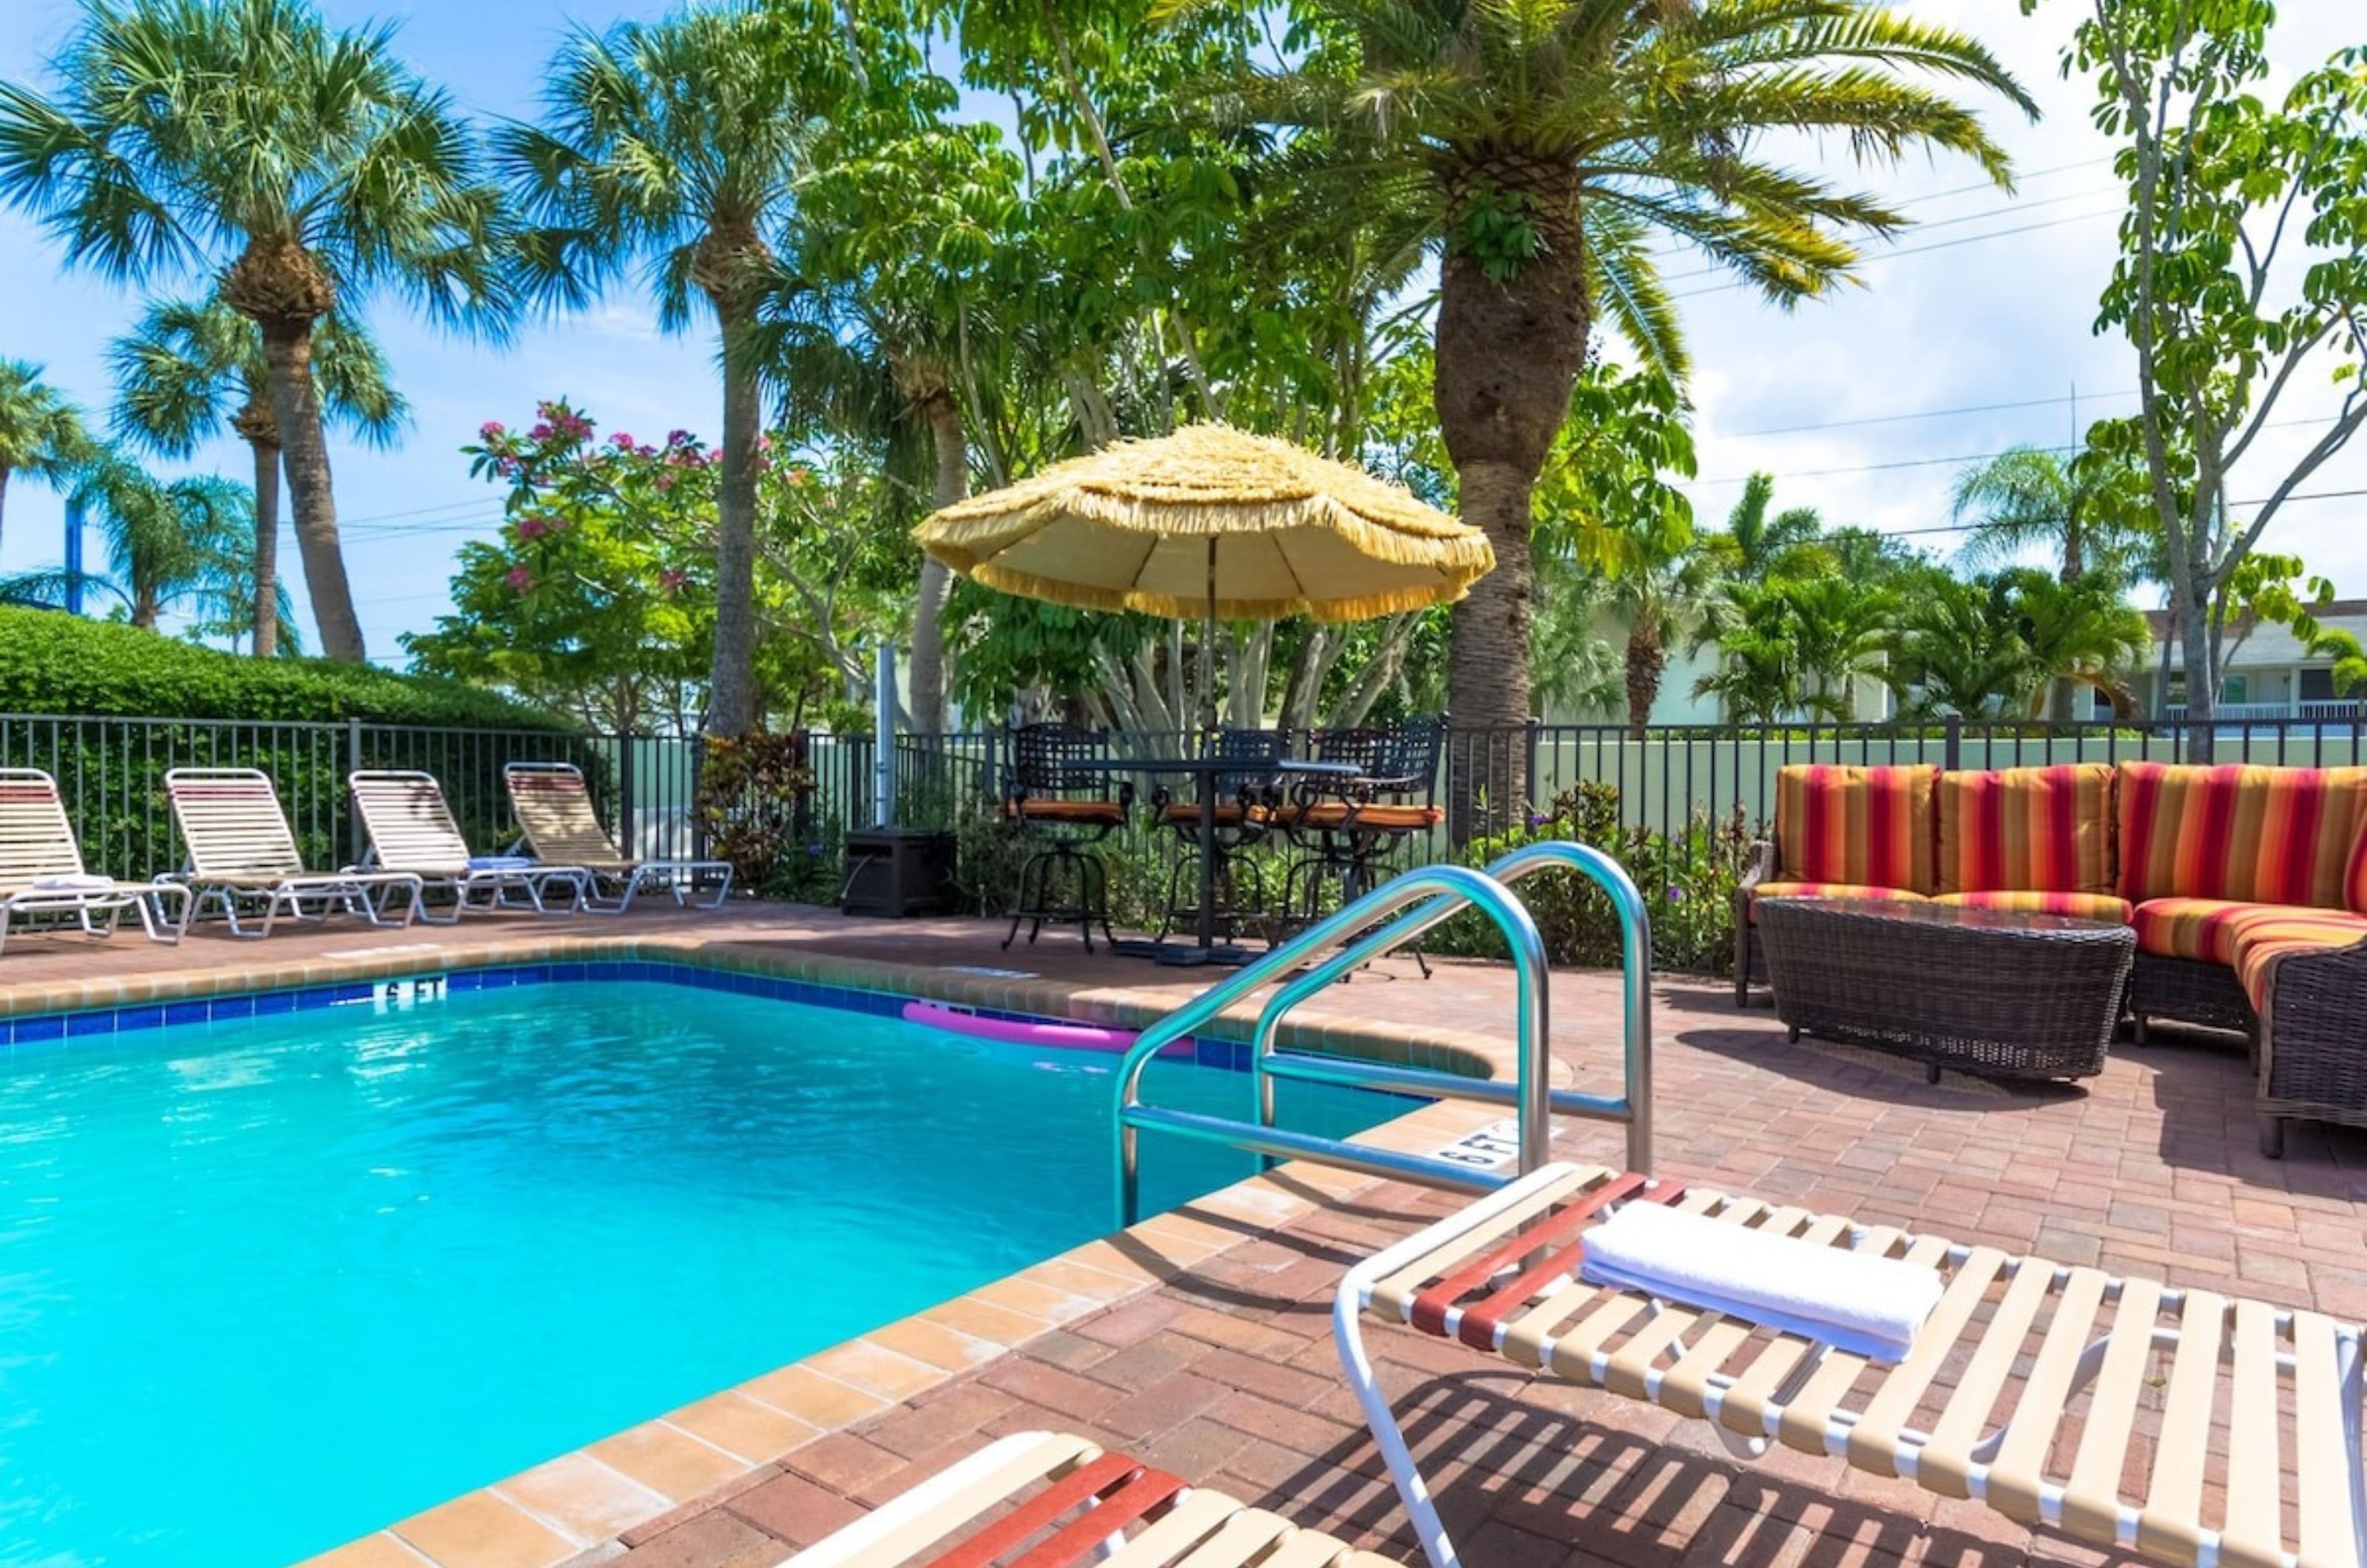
[1426,782,1752,974]
[0,606,567,727]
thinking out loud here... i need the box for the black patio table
[1064,753,1359,967]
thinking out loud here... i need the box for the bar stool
[1000,722,1132,951]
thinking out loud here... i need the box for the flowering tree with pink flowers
[406,399,905,731]
[403,401,720,731]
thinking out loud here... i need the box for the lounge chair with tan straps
[348,770,587,921]
[1340,1161,2364,1568]
[0,768,189,953]
[165,768,422,938]
[502,760,732,914]
[776,1430,1394,1568]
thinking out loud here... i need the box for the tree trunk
[2178,578,2215,760]
[249,434,281,658]
[260,321,365,661]
[1624,619,1664,740]
[0,464,10,556]
[908,390,966,734]
[707,308,763,737]
[1434,222,1589,839]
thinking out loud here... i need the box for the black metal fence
[14,710,2363,891]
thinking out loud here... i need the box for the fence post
[1524,717,1542,819]
[617,731,638,859]
[345,717,365,867]
[1942,714,1962,773]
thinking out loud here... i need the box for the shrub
[0,606,568,727]
[695,733,819,891]
[1426,783,1752,973]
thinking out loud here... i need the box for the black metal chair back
[1311,715,1442,805]
[1007,722,1116,806]
[1203,727,1287,803]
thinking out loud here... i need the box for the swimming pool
[0,970,1398,1568]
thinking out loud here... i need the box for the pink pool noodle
[900,1001,1192,1057]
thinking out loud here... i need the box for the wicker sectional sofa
[1734,760,2367,1155]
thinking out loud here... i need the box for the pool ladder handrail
[1114,842,1652,1226]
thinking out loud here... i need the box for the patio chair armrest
[1738,838,1776,891]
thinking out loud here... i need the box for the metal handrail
[1115,863,1550,1226]
[1250,839,1651,1171]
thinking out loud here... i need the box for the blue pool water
[0,979,1397,1568]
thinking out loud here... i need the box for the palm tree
[1,455,263,634]
[501,0,887,736]
[0,0,511,662]
[1207,0,2029,824]
[1881,572,2032,719]
[109,296,404,657]
[2002,568,2148,721]
[1706,473,1831,580]
[0,359,94,552]
[1951,442,2155,587]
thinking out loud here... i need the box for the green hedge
[0,607,568,729]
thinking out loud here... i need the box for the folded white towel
[30,873,117,893]
[468,856,536,871]
[1580,1201,1943,1362]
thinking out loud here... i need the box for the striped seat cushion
[1936,763,2115,896]
[2116,762,2367,908]
[1746,882,1929,925]
[2227,909,2367,1013]
[2130,896,2260,962]
[1931,890,2133,924]
[1773,765,1938,894]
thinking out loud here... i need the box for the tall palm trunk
[0,465,10,555]
[237,394,280,658]
[1624,618,1664,740]
[1433,180,1590,840]
[259,322,365,660]
[707,315,763,735]
[908,388,966,734]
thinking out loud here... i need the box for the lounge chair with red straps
[777,1430,1391,1568]
[1338,1161,2366,1568]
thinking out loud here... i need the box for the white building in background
[2116,598,2367,720]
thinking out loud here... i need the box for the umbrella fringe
[965,563,1481,625]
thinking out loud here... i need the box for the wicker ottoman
[1755,898,2135,1081]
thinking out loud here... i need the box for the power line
[1717,388,2139,441]
[1654,186,2118,285]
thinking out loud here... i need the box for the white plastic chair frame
[0,768,189,953]
[347,771,587,922]
[1337,1161,2366,1568]
[163,768,423,939]
[502,760,732,915]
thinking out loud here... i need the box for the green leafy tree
[2072,4,2367,740]
[405,405,719,732]
[1200,0,2030,825]
[109,297,405,657]
[501,1,928,735]
[0,0,512,662]
[1533,365,1702,736]
[0,359,95,552]
[1999,567,2148,720]
[1701,473,1831,581]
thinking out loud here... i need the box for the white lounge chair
[164,767,422,937]
[1338,1161,2366,1568]
[776,1430,1391,1568]
[0,768,189,953]
[502,760,732,914]
[348,770,586,921]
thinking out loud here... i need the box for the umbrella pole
[1201,537,1219,734]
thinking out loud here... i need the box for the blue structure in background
[63,495,84,615]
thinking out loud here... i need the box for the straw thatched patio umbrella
[914,422,1493,728]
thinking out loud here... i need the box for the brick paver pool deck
[2,898,2361,1568]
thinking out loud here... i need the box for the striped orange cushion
[2227,909,2367,1012]
[2351,825,2367,916]
[2130,896,2258,962]
[1937,763,2115,896]
[2115,763,2367,907]
[1931,890,2132,923]
[1746,882,1928,924]
[1774,765,1937,893]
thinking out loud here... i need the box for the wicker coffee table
[1754,898,2135,1081]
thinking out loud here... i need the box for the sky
[1,0,2363,668]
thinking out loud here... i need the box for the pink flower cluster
[504,565,534,593]
[658,569,688,596]
[516,513,571,541]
